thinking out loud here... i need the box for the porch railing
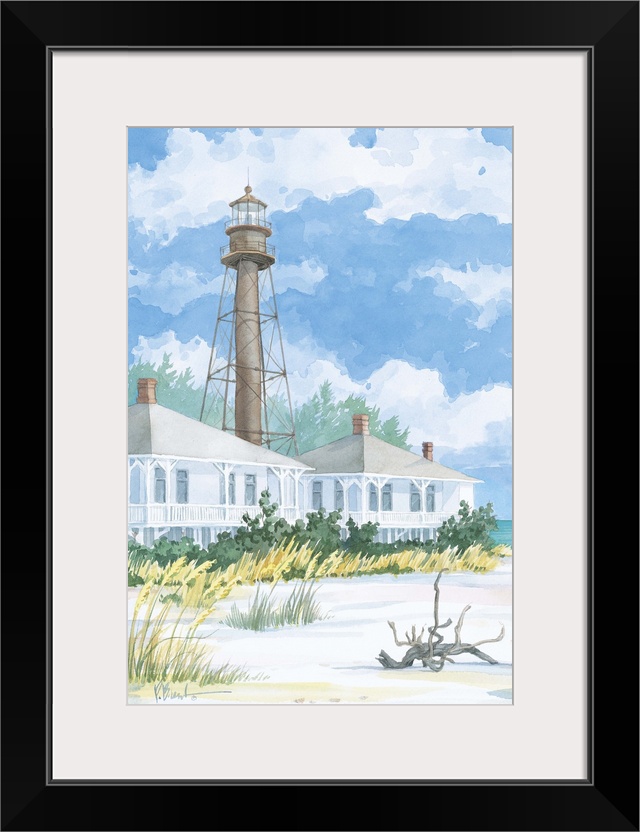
[341,511,449,527]
[128,504,298,525]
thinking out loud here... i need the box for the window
[335,482,344,512]
[154,466,166,503]
[267,471,281,504]
[348,483,360,512]
[410,484,421,512]
[426,485,436,512]
[312,480,323,511]
[245,473,257,506]
[381,483,393,512]
[130,466,142,504]
[368,483,379,512]
[176,470,188,504]
[229,473,236,505]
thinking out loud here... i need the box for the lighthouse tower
[200,186,298,454]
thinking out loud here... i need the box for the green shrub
[127,495,499,578]
[128,537,211,570]
[435,501,499,556]
[233,491,296,554]
[204,534,244,569]
[288,507,343,558]
[344,516,378,551]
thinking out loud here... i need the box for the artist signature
[153,682,195,703]
[153,682,232,703]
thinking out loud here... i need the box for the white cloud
[131,330,511,455]
[475,299,501,331]
[420,262,512,306]
[128,255,324,315]
[272,334,360,404]
[288,352,512,453]
[289,360,361,405]
[275,337,511,453]
[370,128,420,166]
[128,262,221,314]
[131,331,213,383]
[270,259,327,294]
[363,360,512,450]
[129,127,512,242]
[129,129,231,243]
[399,261,512,331]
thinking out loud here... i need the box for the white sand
[129,559,512,705]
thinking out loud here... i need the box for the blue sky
[128,127,512,517]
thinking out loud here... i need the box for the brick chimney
[422,441,434,461]
[352,414,370,435]
[137,377,158,405]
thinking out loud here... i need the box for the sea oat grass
[129,583,233,686]
[129,541,511,596]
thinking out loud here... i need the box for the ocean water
[490,519,512,547]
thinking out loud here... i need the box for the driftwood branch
[376,570,504,671]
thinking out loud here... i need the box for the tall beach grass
[224,581,329,631]
[128,574,249,687]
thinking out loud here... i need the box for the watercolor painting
[127,127,513,705]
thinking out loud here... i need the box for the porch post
[165,459,173,519]
[277,469,286,507]
[292,471,301,509]
[145,457,153,508]
[223,464,230,521]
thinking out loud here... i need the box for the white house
[128,380,479,548]
[128,379,311,547]
[297,414,481,544]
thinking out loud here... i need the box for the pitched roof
[128,403,310,469]
[297,434,480,482]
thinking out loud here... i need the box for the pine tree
[294,382,411,453]
[128,362,411,453]
[128,354,203,419]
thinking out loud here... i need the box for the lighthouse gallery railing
[220,241,276,257]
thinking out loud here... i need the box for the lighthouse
[200,185,298,454]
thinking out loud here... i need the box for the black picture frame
[2,2,638,830]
